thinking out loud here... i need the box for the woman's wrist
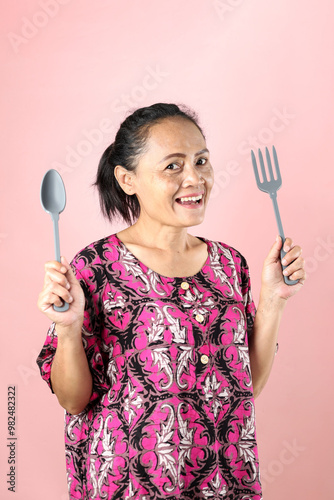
[257,286,287,315]
[55,318,84,341]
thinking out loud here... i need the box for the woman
[37,103,305,500]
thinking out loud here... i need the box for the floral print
[37,234,262,499]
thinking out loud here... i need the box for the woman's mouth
[175,194,204,207]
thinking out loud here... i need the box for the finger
[298,274,307,285]
[283,267,306,282]
[61,257,79,286]
[283,237,294,253]
[47,291,69,309]
[283,256,305,278]
[42,282,73,307]
[281,245,302,266]
[39,291,68,311]
[38,289,61,313]
[43,261,67,286]
[283,255,304,273]
[265,235,283,263]
[43,257,74,288]
[44,260,68,274]
[44,268,71,289]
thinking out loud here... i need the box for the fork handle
[280,246,299,285]
[270,195,299,286]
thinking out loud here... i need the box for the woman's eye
[166,163,180,170]
[165,158,208,170]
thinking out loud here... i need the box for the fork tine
[251,150,261,186]
[258,149,267,183]
[265,147,275,181]
[272,146,282,184]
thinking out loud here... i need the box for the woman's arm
[51,322,93,415]
[38,257,92,415]
[248,236,306,398]
[248,292,286,398]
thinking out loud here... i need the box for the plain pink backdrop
[1,1,333,499]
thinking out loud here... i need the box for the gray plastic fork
[251,146,298,285]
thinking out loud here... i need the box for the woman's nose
[182,164,204,187]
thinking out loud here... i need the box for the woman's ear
[114,165,135,195]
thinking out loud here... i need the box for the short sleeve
[36,322,58,393]
[36,257,110,407]
[240,255,256,339]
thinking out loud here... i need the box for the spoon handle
[52,215,69,312]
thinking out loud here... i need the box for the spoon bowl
[40,169,69,312]
[41,169,66,216]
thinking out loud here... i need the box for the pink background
[1,1,333,498]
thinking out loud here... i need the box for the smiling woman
[95,103,208,225]
[36,103,305,500]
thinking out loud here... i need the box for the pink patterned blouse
[37,234,262,499]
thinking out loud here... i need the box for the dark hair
[95,102,205,225]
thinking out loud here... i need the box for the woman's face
[130,117,214,229]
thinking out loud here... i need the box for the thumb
[265,235,283,264]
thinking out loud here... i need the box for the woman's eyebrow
[195,148,209,156]
[158,148,209,164]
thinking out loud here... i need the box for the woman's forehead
[147,117,206,154]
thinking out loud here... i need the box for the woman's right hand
[37,256,85,329]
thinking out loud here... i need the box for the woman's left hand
[261,235,306,300]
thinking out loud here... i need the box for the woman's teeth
[179,194,203,203]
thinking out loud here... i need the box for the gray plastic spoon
[40,169,69,311]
